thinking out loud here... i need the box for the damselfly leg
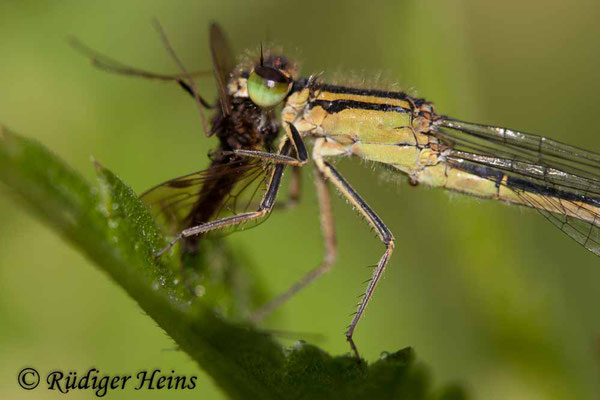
[251,161,337,323]
[251,136,394,359]
[154,136,305,257]
[232,122,309,167]
[314,138,395,359]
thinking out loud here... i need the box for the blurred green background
[2,0,600,399]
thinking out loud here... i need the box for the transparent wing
[434,117,600,256]
[141,158,273,237]
[209,23,235,116]
[510,183,600,255]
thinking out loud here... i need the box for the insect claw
[154,245,170,258]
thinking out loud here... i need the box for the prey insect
[77,23,600,360]
[73,23,301,268]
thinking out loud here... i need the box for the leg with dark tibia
[242,166,302,211]
[313,139,395,359]
[231,125,307,209]
[251,164,337,322]
[154,162,286,257]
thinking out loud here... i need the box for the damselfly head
[229,48,298,108]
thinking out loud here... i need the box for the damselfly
[77,23,600,359]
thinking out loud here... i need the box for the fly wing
[434,118,600,256]
[140,158,273,237]
[209,23,235,116]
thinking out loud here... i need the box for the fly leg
[71,21,213,136]
[69,38,213,107]
[312,138,395,360]
[251,163,337,322]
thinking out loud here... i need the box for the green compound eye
[247,65,292,107]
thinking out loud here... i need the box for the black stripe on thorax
[308,99,411,114]
[318,83,429,104]
[289,80,429,107]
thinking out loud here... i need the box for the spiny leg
[155,161,286,257]
[156,136,305,257]
[233,122,309,167]
[251,163,337,322]
[233,150,307,166]
[313,139,395,360]
[223,126,307,210]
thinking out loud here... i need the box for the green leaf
[0,126,467,400]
